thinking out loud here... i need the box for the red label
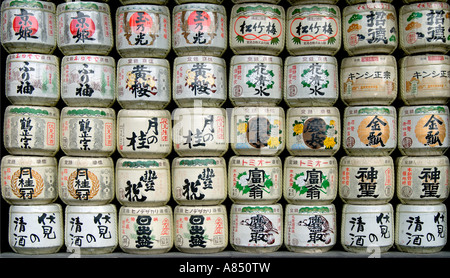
[187,11,211,32]
[13,11,39,36]
[129,12,153,34]
[47,122,56,146]
[105,122,112,146]
[361,56,379,62]
[69,12,95,39]
[428,55,445,61]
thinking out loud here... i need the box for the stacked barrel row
[114,0,174,255]
[1,0,450,256]
[338,0,399,254]
[1,0,63,255]
[337,0,450,254]
[395,0,450,254]
[226,0,285,254]
[282,0,342,253]
[169,1,229,254]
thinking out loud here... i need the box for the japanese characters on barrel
[171,0,229,254]
[340,0,398,253]
[0,0,63,255]
[114,0,176,255]
[395,1,450,254]
[282,0,342,253]
[1,0,450,256]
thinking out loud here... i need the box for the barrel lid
[400,1,450,13]
[117,4,169,13]
[57,1,110,13]
[173,156,225,167]
[343,203,393,213]
[116,158,169,169]
[399,105,449,115]
[344,105,396,115]
[59,156,114,167]
[285,156,337,166]
[174,204,226,213]
[286,204,336,214]
[66,204,117,213]
[396,203,446,213]
[118,109,170,118]
[118,57,169,67]
[341,55,396,67]
[287,107,339,116]
[400,54,450,67]
[285,55,337,64]
[10,203,62,213]
[229,155,282,166]
[7,53,59,63]
[1,155,57,167]
[120,205,172,215]
[396,155,450,166]
[62,55,115,66]
[6,105,59,117]
[175,55,226,65]
[2,0,55,11]
[61,107,115,118]
[340,155,394,166]
[231,203,282,213]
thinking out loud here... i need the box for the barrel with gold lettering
[174,55,227,108]
[58,156,114,206]
[1,155,58,205]
[117,57,171,110]
[1,0,57,54]
[398,105,449,156]
[343,106,397,156]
